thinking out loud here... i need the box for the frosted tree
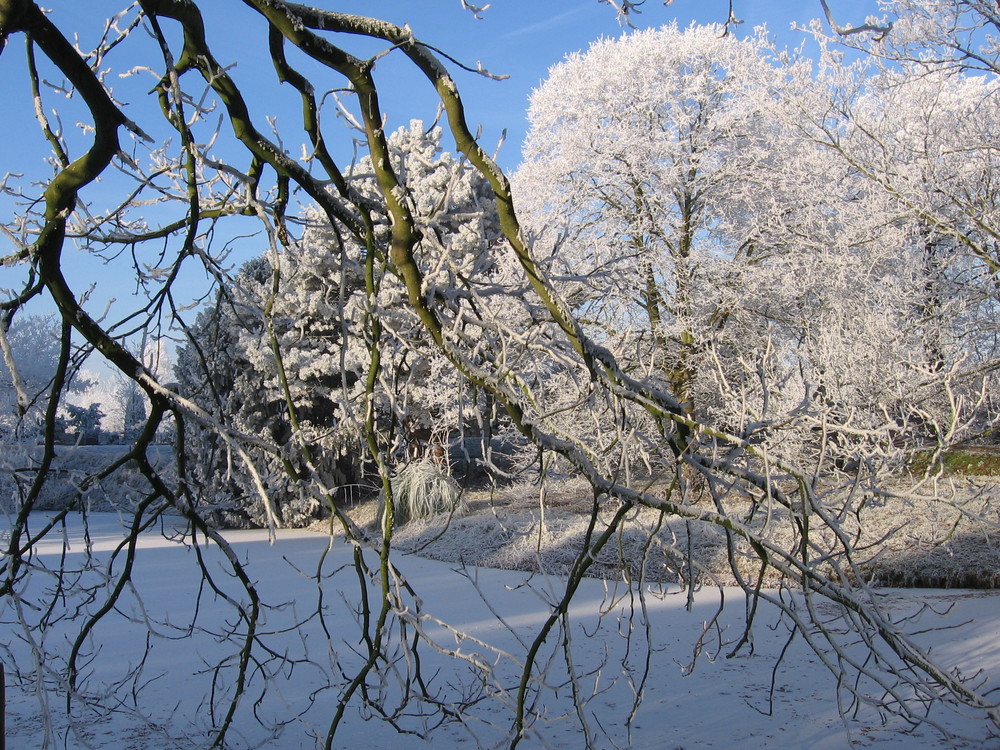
[174,262,271,523]
[63,402,105,445]
[248,120,502,471]
[66,373,122,441]
[514,24,815,422]
[117,376,148,444]
[817,0,1000,75]
[793,32,1000,451]
[515,20,998,472]
[0,314,90,441]
[177,121,503,525]
[513,24,910,471]
[102,341,173,444]
[859,70,998,441]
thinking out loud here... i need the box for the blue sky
[0,0,876,184]
[0,1,881,168]
[265,0,882,169]
[313,0,881,168]
[0,2,884,185]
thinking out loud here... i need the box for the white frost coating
[0,317,32,416]
[118,65,157,79]
[281,6,305,33]
[9,5,998,746]
[176,122,504,526]
[512,22,999,465]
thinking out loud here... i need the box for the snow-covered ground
[2,512,999,749]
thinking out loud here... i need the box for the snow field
[2,512,1000,748]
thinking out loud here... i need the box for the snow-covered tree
[514,25,815,419]
[515,24,901,468]
[63,402,105,445]
[818,0,1000,76]
[65,373,119,442]
[515,21,998,468]
[93,340,173,444]
[175,258,286,525]
[0,314,89,441]
[117,376,147,444]
[791,35,1000,447]
[177,121,503,525]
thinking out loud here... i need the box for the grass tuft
[390,460,464,525]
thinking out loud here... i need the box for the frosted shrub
[0,445,174,515]
[389,460,464,525]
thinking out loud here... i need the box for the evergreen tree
[177,122,502,526]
